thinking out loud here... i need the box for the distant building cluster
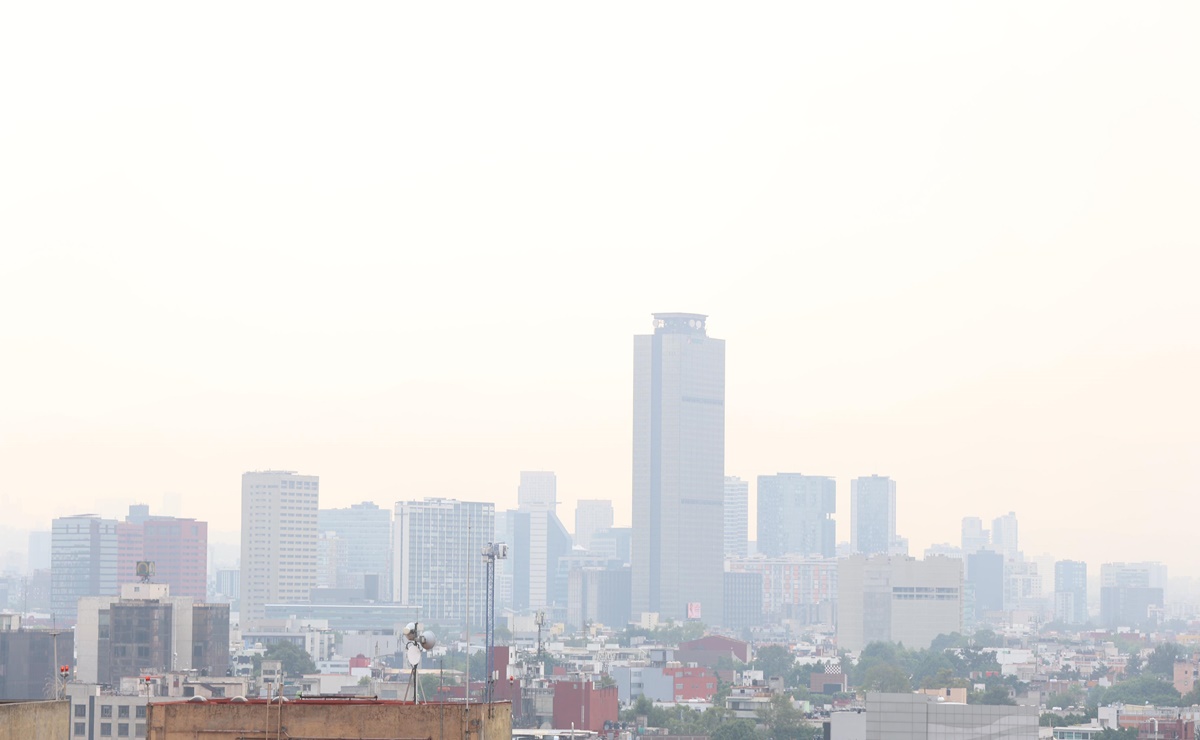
[1,311,1188,735]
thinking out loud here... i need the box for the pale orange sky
[1,3,1197,574]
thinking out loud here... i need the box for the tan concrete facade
[148,698,511,740]
[0,700,68,740]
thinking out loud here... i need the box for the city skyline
[2,3,1198,576]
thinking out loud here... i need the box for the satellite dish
[407,643,423,668]
[403,623,419,641]
[420,631,437,650]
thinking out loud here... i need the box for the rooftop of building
[650,313,709,335]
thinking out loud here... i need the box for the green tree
[1044,688,1084,710]
[263,641,317,677]
[1146,643,1184,677]
[971,684,1016,706]
[911,650,961,688]
[1096,676,1180,706]
[1182,684,1200,706]
[419,673,442,699]
[712,720,758,740]
[863,663,912,693]
[753,645,797,679]
[758,694,818,740]
[971,630,1004,648]
[851,642,911,687]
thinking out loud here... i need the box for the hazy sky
[2,3,1197,573]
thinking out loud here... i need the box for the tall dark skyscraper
[632,313,725,624]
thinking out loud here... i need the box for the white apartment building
[392,498,494,628]
[240,470,320,626]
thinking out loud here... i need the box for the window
[75,723,86,736]
[135,725,146,738]
[118,705,130,719]
[101,723,112,736]
[118,723,130,737]
[135,706,146,719]
[101,705,113,718]
[75,705,88,718]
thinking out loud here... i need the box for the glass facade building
[632,313,725,624]
[1054,559,1088,625]
[851,475,897,556]
[757,473,836,558]
[723,476,749,558]
[317,502,392,597]
[392,498,494,629]
[51,515,118,622]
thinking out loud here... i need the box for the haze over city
[2,2,1199,575]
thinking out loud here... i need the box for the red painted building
[677,635,750,666]
[1137,720,1194,740]
[116,506,208,600]
[663,666,718,701]
[552,681,618,732]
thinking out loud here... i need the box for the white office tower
[991,512,1019,561]
[393,498,494,628]
[838,554,963,651]
[632,313,725,624]
[575,499,614,551]
[518,471,557,512]
[723,476,749,558]
[517,471,571,609]
[960,517,989,555]
[240,471,319,625]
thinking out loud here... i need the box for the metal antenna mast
[482,542,507,704]
[535,610,545,663]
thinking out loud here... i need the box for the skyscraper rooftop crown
[651,313,707,335]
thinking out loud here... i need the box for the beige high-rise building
[837,554,963,651]
[240,470,320,626]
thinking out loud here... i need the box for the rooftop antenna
[401,622,437,703]
[536,610,546,664]
[482,542,507,704]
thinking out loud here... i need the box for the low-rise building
[148,697,510,740]
[865,692,1036,740]
[0,699,68,740]
[0,614,73,700]
[551,681,617,733]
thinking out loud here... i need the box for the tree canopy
[1094,675,1181,707]
[262,641,317,678]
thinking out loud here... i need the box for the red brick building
[663,666,718,701]
[116,506,208,600]
[676,635,750,666]
[1137,719,1194,740]
[552,681,617,732]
